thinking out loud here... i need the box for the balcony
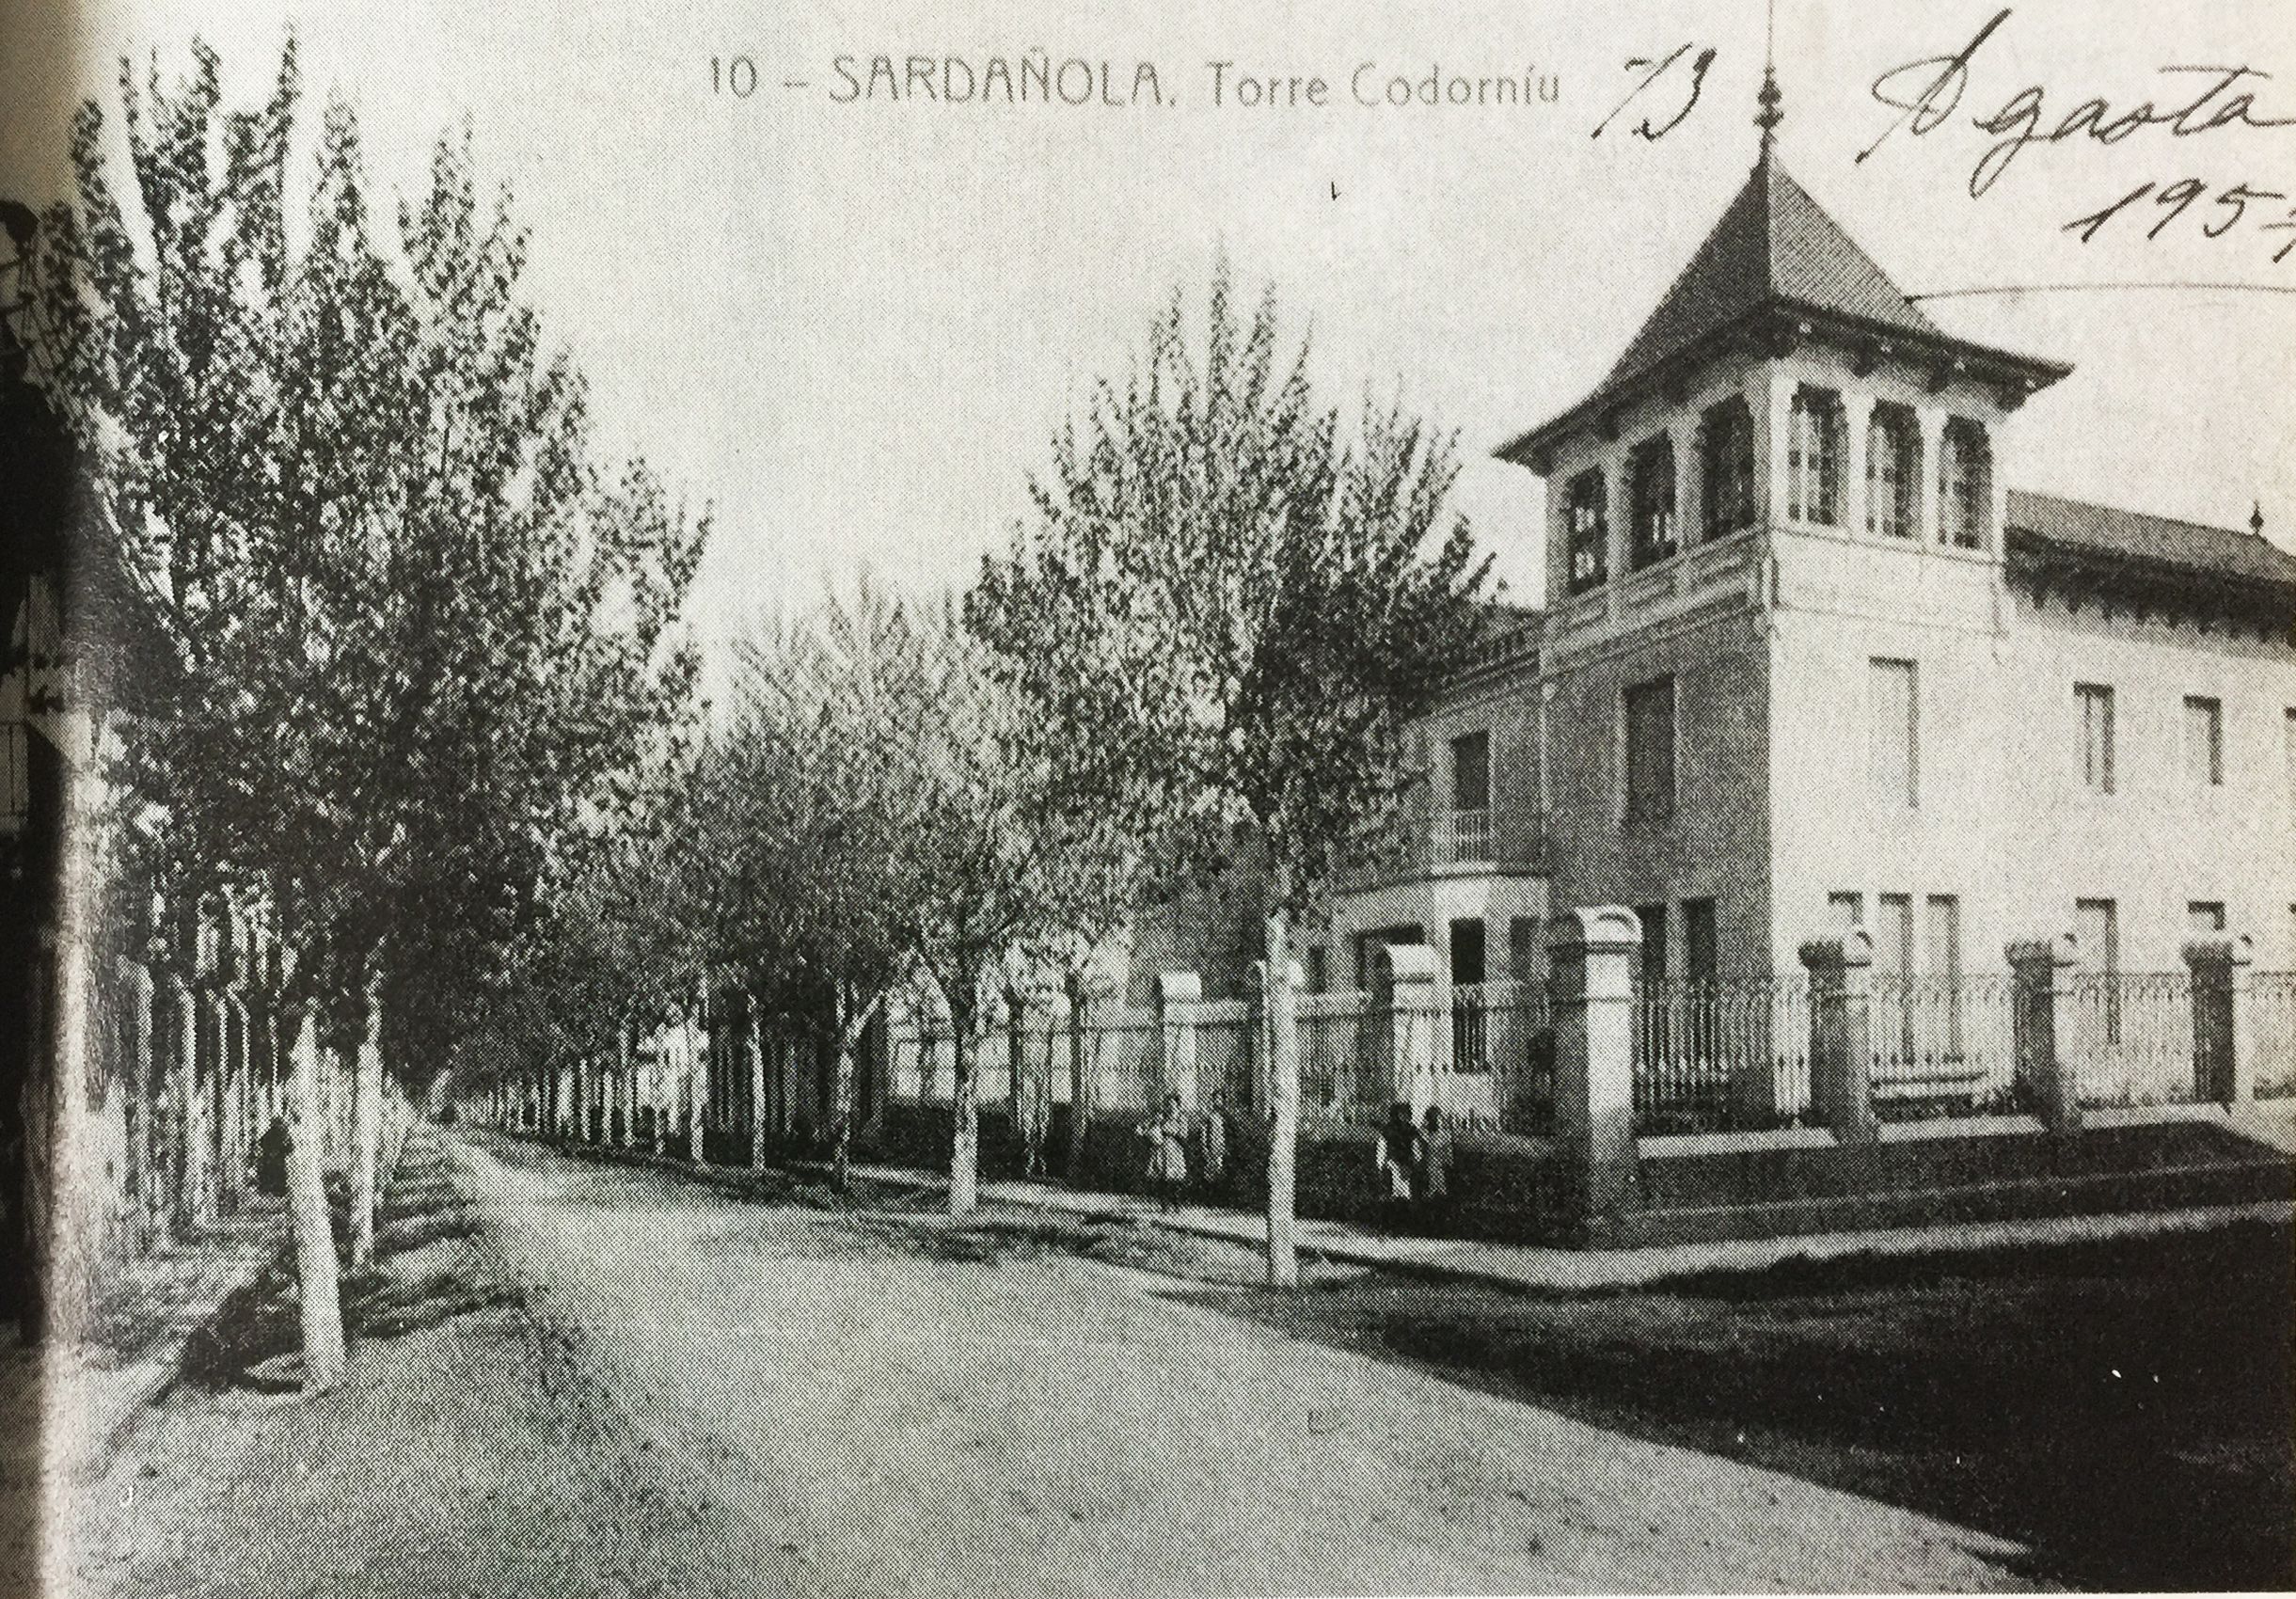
[1340,806,1544,892]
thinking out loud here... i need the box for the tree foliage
[969,261,1494,910]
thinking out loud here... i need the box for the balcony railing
[1338,805,1544,890]
[1437,806,1494,864]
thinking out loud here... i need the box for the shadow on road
[1149,1220,2294,1593]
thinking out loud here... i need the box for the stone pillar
[1545,908,1642,1242]
[1157,973,1202,1114]
[1802,931,1879,1146]
[1373,943,1441,1115]
[2008,935,2082,1133]
[2184,935,2256,1105]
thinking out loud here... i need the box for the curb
[481,1129,2296,1296]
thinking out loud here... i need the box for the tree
[24,40,704,1384]
[969,263,1493,1282]
[890,605,1053,1215]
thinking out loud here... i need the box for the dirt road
[456,1135,2035,1595]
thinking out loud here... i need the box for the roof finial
[1757,0,1783,150]
[2252,499,2267,538]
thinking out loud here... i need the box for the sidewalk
[1,1206,284,1587]
[550,1133,2295,1293]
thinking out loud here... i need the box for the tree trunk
[689,994,708,1166]
[949,992,978,1216]
[349,974,385,1272]
[1265,906,1300,1290]
[747,996,767,1172]
[831,989,882,1194]
[288,1007,347,1392]
[1065,975,1091,1185]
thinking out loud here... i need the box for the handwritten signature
[1859,8,2296,198]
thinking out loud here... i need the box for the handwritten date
[2066,178,2296,261]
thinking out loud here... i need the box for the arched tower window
[1787,386,1845,526]
[1565,467,1608,594]
[1628,435,1678,570]
[1699,396,1756,543]
[1865,404,1920,539]
[1939,419,1992,549]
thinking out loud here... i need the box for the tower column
[1915,406,1945,548]
[1843,390,1874,540]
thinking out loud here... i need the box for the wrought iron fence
[1632,976,1810,1134]
[1298,989,1375,1124]
[1867,972,2019,1113]
[1444,980,1554,1134]
[1195,998,1254,1110]
[2255,971,2296,1100]
[2069,971,2208,1109]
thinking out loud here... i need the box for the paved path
[458,1134,2037,1595]
[782,1154,2293,1295]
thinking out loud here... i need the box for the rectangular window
[1629,435,1680,570]
[1636,904,1670,984]
[2074,898,2121,1044]
[1700,397,1756,543]
[1925,894,1963,1055]
[1623,676,1677,826]
[1565,468,1609,595]
[1449,918,1488,987]
[1865,404,1920,539]
[1940,419,1993,549]
[1876,894,1915,975]
[1875,894,1916,1064]
[1304,946,1329,995]
[1449,730,1490,812]
[1869,658,1919,807]
[1507,916,1542,985]
[2187,901,2227,934]
[1449,919,1491,1071]
[1683,898,1718,984]
[1828,891,1865,934]
[1788,387,1845,525]
[2076,684,2114,794]
[2184,695,2224,786]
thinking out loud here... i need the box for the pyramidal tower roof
[1498,142,2070,468]
[1599,150,1943,390]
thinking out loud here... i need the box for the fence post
[1158,973,1202,1115]
[1374,944,1441,1115]
[2007,935,2082,1134]
[2184,935,2256,1105]
[1545,908,1641,1243]
[1801,931,1879,1146]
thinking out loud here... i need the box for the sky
[4,0,2293,670]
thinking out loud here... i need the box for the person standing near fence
[1372,1101,1419,1228]
[1139,1093,1189,1212]
[1417,1104,1453,1234]
[1196,1094,1228,1196]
